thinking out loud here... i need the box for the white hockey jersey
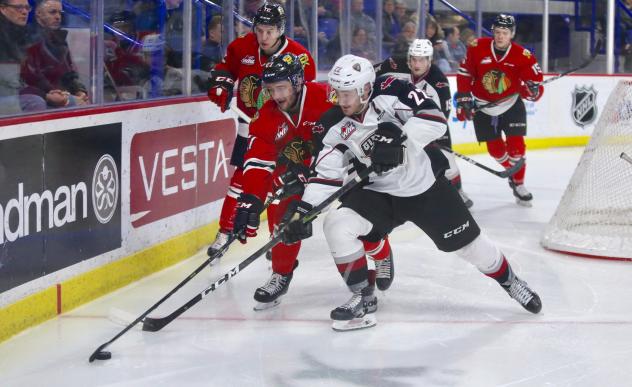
[302,75,448,207]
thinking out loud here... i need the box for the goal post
[541,80,632,261]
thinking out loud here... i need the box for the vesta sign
[130,119,236,227]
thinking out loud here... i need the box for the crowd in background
[2,0,632,118]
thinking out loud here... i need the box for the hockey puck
[94,351,112,360]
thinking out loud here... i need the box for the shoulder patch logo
[470,39,478,47]
[523,49,532,58]
[388,57,398,69]
[380,76,397,90]
[340,121,356,140]
[275,122,289,141]
[241,55,255,65]
[435,81,449,89]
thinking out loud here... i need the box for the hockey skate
[207,230,231,264]
[330,286,378,331]
[509,180,533,207]
[374,252,394,291]
[458,189,474,208]
[502,276,542,314]
[253,271,293,311]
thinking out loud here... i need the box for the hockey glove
[370,122,407,175]
[521,81,543,102]
[273,163,311,199]
[207,69,235,112]
[279,200,314,244]
[455,92,474,121]
[233,193,264,244]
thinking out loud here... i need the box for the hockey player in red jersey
[232,53,332,310]
[206,2,316,257]
[456,14,543,206]
[279,55,542,331]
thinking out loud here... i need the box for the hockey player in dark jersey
[279,55,542,331]
[375,38,473,208]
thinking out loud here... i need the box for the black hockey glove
[370,122,406,175]
[233,193,264,244]
[455,92,474,121]
[207,69,235,112]
[273,163,311,199]
[279,200,314,244]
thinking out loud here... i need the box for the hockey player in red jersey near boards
[456,14,543,206]
[206,2,315,257]
[232,53,332,310]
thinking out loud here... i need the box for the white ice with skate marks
[3,148,632,386]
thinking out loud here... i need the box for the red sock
[336,257,368,288]
[506,136,526,184]
[362,237,391,261]
[486,138,512,169]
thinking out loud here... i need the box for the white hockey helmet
[408,38,433,59]
[328,55,375,103]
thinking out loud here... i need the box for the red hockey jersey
[242,82,333,201]
[457,37,543,114]
[213,33,316,119]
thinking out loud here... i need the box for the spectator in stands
[394,0,411,26]
[382,0,400,55]
[392,20,416,58]
[20,0,88,110]
[104,10,150,101]
[0,0,47,114]
[350,26,376,62]
[445,25,466,71]
[350,0,377,59]
[460,27,476,46]
[426,16,452,73]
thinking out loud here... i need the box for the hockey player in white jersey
[279,55,542,331]
[375,38,473,208]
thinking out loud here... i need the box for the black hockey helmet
[253,2,286,35]
[492,14,516,36]
[262,53,304,88]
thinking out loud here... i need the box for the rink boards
[0,73,630,343]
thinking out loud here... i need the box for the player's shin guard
[455,234,542,314]
[363,238,394,291]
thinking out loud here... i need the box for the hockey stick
[88,236,235,362]
[621,152,632,166]
[140,166,376,333]
[230,99,252,123]
[476,39,603,111]
[439,145,524,178]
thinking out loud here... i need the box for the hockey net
[541,80,632,260]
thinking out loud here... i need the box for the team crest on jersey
[523,49,532,58]
[571,85,598,127]
[241,55,255,65]
[251,112,259,123]
[275,122,289,141]
[340,121,357,140]
[239,75,260,108]
[482,69,511,94]
[380,76,397,90]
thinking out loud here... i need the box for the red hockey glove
[455,92,474,121]
[207,70,234,112]
[233,193,264,244]
[521,81,543,102]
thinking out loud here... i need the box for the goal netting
[541,80,632,260]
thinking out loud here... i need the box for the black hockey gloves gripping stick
[89,166,375,362]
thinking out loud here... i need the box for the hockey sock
[506,135,527,184]
[485,255,515,285]
[362,237,391,261]
[449,175,463,190]
[218,194,238,232]
[485,138,512,169]
[336,256,369,292]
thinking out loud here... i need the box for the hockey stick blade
[440,146,523,178]
[141,166,376,332]
[88,236,234,362]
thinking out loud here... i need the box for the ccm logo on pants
[444,221,470,239]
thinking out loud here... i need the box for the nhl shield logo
[571,86,598,127]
